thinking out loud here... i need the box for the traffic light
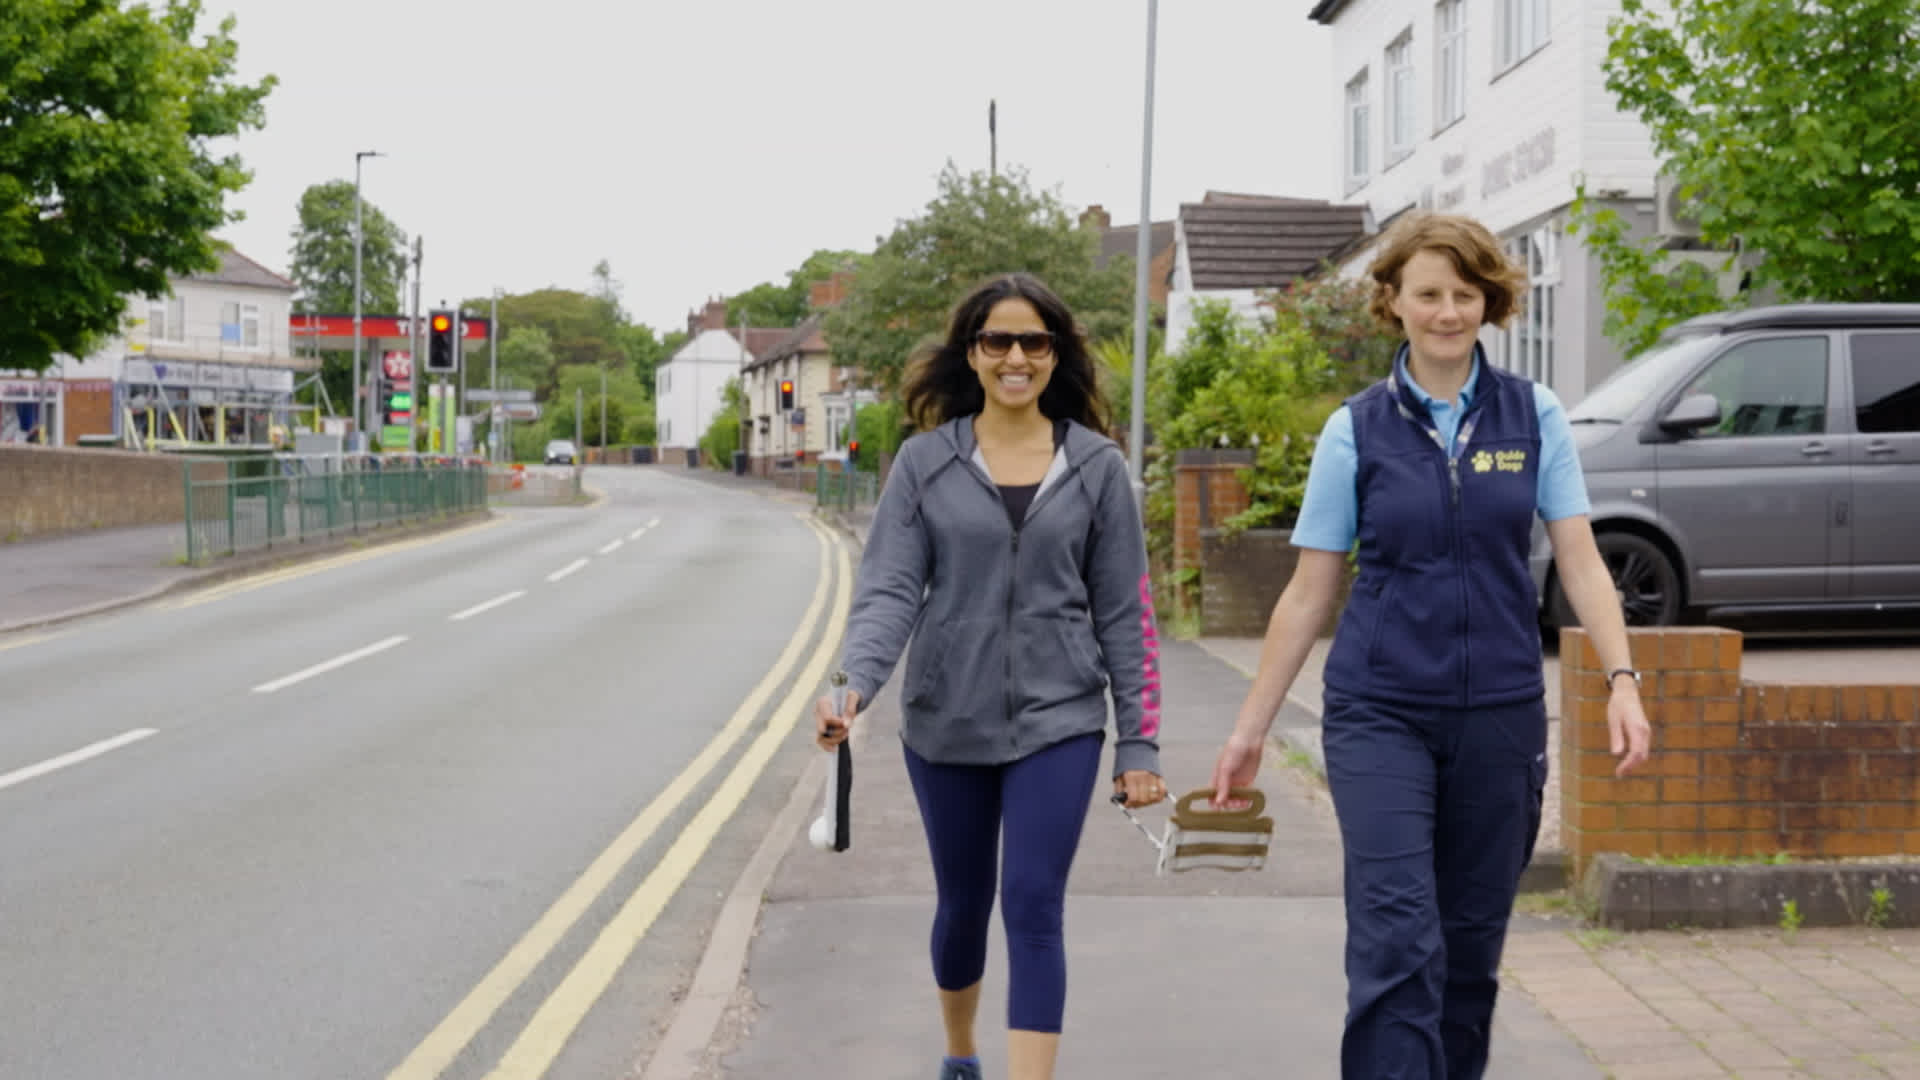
[846,438,860,466]
[779,379,795,410]
[425,309,458,373]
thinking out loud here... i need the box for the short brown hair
[1366,213,1528,333]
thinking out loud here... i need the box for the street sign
[502,402,541,421]
[467,389,534,403]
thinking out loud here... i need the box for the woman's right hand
[814,689,861,750]
[1210,729,1264,809]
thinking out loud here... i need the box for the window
[1385,33,1415,163]
[1682,337,1829,438]
[242,304,260,348]
[149,297,185,343]
[1849,332,1920,434]
[1497,0,1550,71]
[1492,225,1560,386]
[1434,0,1466,129]
[1345,71,1371,189]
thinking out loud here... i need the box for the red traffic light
[431,314,452,333]
[847,440,859,452]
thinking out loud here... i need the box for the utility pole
[1129,0,1158,503]
[989,99,998,178]
[351,149,383,447]
[489,288,501,463]
[407,236,422,453]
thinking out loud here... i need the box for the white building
[653,327,746,458]
[1310,0,1736,404]
[655,299,793,462]
[2,246,307,447]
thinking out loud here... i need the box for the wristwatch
[1607,667,1642,689]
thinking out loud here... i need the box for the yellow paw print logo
[1471,450,1494,473]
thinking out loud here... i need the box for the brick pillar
[1171,449,1253,571]
[1563,626,1920,883]
[1561,626,1744,880]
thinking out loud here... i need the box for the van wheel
[1566,526,1689,626]
[1548,532,1683,628]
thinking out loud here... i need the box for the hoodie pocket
[903,623,952,708]
[1019,613,1108,709]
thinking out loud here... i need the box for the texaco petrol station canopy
[289,312,492,356]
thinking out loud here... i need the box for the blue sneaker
[939,1057,982,1080]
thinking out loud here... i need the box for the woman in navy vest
[1210,213,1652,1079]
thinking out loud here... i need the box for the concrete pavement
[711,636,1601,1079]
[780,497,1920,1079]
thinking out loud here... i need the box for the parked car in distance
[1534,303,1920,627]
[544,439,578,466]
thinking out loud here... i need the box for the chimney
[700,298,729,332]
[809,269,859,311]
[1079,204,1111,231]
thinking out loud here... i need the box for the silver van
[1532,304,1920,627]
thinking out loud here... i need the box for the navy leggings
[902,731,1103,1034]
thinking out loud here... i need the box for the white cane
[809,672,853,853]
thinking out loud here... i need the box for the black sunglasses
[973,330,1055,358]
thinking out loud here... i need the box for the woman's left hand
[1114,770,1166,808]
[1609,683,1653,776]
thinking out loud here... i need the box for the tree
[726,248,871,327]
[823,165,1132,394]
[548,395,624,447]
[1572,0,1920,354]
[496,326,556,396]
[699,378,747,467]
[288,180,408,409]
[288,181,408,313]
[0,0,275,371]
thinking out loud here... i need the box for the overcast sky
[205,1,1336,331]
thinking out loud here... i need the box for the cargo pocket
[1521,750,1548,872]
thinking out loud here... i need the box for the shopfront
[122,358,298,449]
[1,377,63,445]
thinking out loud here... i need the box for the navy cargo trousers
[1321,689,1549,1080]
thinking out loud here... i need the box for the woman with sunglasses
[817,273,1165,1080]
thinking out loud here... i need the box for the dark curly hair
[902,273,1111,437]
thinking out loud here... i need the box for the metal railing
[184,453,488,564]
[815,463,879,512]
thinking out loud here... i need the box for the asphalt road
[0,467,847,1080]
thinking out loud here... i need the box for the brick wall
[1171,449,1253,571]
[1199,528,1353,636]
[1562,626,1920,880]
[0,446,222,539]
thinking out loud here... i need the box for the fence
[814,463,879,512]
[183,454,488,564]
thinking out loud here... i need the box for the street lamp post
[352,149,384,447]
[1129,0,1158,500]
[490,288,501,462]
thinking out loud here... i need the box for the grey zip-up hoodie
[838,416,1163,779]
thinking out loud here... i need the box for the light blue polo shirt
[1291,354,1591,553]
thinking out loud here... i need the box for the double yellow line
[388,513,851,1080]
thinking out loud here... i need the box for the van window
[1849,332,1920,434]
[1567,334,1718,423]
[1679,336,1828,438]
